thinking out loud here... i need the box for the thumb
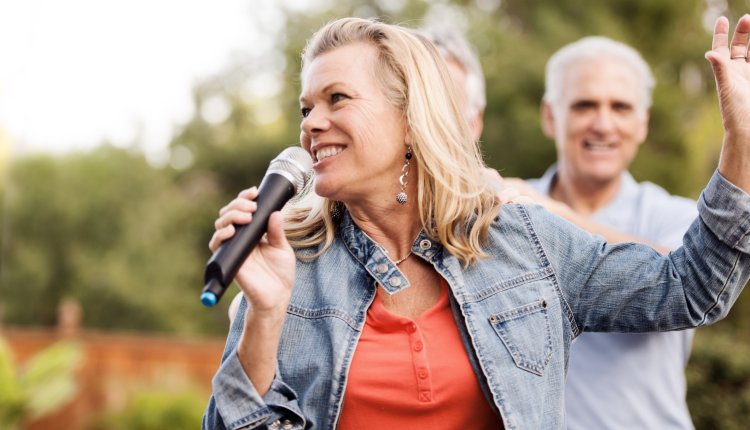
[705,50,726,78]
[265,211,290,250]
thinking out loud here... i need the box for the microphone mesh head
[269,146,314,195]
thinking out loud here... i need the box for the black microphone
[200,146,313,307]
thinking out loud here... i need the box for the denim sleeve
[202,297,305,430]
[527,170,750,335]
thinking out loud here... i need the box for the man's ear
[541,101,557,139]
[636,109,650,147]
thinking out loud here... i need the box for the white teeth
[316,146,343,161]
[584,141,616,151]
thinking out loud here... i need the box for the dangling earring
[396,146,412,205]
[330,201,343,221]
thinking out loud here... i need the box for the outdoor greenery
[2,0,750,426]
[0,339,82,430]
[88,388,207,430]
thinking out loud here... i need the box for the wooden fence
[3,324,226,430]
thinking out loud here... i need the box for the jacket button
[388,277,402,287]
[376,264,388,273]
[419,239,431,250]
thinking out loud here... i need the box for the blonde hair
[285,17,498,266]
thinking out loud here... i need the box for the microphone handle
[201,173,296,306]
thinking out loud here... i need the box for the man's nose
[591,107,616,133]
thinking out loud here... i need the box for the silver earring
[396,146,412,205]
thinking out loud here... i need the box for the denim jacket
[203,171,750,430]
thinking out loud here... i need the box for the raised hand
[705,14,750,192]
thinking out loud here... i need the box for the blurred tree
[687,326,750,429]
[0,146,231,335]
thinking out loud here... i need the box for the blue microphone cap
[201,291,218,307]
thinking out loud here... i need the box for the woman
[203,16,750,429]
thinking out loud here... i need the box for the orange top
[337,279,502,429]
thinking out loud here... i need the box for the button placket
[405,321,433,403]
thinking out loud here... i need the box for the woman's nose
[301,106,331,135]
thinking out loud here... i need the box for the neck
[550,170,623,216]
[347,202,422,261]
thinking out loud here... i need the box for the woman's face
[299,42,408,205]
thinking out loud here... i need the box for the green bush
[0,338,82,430]
[89,389,207,430]
[687,328,750,429]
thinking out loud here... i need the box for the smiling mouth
[583,140,617,151]
[314,146,344,162]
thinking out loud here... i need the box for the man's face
[445,58,483,142]
[543,58,649,187]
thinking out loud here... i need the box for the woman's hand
[210,187,296,315]
[705,14,750,193]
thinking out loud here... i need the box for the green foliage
[687,326,750,429]
[0,338,82,430]
[89,389,207,430]
[1,146,233,335]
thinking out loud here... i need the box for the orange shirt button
[418,367,428,379]
[413,341,423,352]
[405,323,417,333]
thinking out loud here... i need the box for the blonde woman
[203,16,750,430]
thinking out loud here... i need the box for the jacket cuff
[699,170,750,253]
[212,350,303,429]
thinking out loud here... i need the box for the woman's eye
[331,93,347,103]
[300,107,312,118]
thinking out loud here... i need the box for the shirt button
[418,367,428,379]
[406,322,417,333]
[376,263,388,273]
[388,277,402,287]
[419,239,431,250]
[413,341,423,352]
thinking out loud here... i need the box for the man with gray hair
[418,26,486,142]
[422,28,696,428]
[526,36,697,429]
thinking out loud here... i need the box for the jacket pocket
[489,298,552,376]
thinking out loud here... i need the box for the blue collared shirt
[530,165,697,429]
[203,171,750,430]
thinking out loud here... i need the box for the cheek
[300,131,311,151]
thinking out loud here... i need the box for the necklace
[367,230,421,267]
[391,251,412,266]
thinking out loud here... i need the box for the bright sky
[0,0,272,163]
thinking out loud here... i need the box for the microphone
[201,146,313,307]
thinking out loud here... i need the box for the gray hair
[544,36,655,115]
[419,26,486,120]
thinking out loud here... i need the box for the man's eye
[300,107,312,118]
[613,103,633,113]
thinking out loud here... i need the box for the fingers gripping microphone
[201,147,313,307]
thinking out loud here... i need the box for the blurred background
[2,0,750,429]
